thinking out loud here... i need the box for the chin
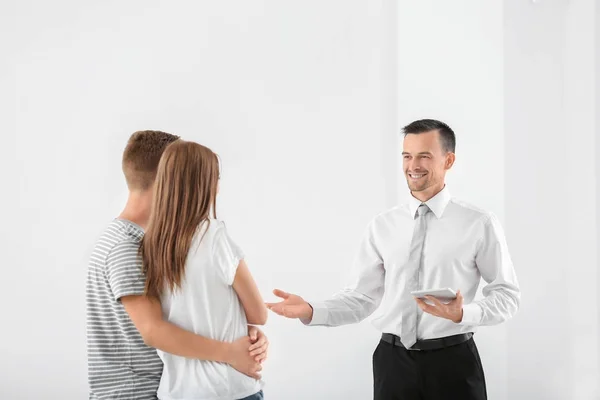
[409,184,430,193]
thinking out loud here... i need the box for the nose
[407,158,421,171]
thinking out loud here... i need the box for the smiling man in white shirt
[266,119,520,400]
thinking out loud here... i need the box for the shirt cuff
[302,302,328,326]
[113,284,145,302]
[459,303,483,326]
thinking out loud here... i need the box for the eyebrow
[402,151,433,155]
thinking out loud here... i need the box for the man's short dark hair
[122,130,180,190]
[402,119,456,153]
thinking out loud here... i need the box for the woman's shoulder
[200,218,231,241]
[200,219,244,264]
[190,220,228,256]
[205,218,227,232]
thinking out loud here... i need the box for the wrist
[300,303,314,324]
[217,341,232,364]
[452,308,464,323]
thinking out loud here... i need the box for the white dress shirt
[308,186,520,340]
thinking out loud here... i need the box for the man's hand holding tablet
[412,288,464,323]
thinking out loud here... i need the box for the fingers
[415,298,428,311]
[252,326,264,342]
[266,303,302,319]
[247,325,258,341]
[415,298,439,316]
[249,337,266,351]
[415,294,464,321]
[250,340,269,356]
[249,364,263,380]
[266,303,285,316]
[265,303,280,311]
[247,361,263,377]
[456,289,463,302]
[273,289,290,300]
[447,291,463,308]
[250,343,269,357]
[415,298,426,309]
[425,295,444,307]
[254,363,263,378]
[255,351,268,364]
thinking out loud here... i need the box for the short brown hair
[402,119,456,153]
[122,130,180,190]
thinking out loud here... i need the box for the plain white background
[0,1,598,399]
[505,1,598,399]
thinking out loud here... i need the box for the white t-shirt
[157,220,263,400]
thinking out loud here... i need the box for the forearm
[146,320,231,362]
[306,288,381,327]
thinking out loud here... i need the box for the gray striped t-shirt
[86,219,162,399]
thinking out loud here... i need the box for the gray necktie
[400,203,430,348]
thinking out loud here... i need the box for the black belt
[381,332,473,351]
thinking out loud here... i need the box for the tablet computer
[410,288,457,303]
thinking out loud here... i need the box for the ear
[445,152,456,170]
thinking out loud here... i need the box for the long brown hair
[140,140,220,298]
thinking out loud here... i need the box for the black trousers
[373,337,487,400]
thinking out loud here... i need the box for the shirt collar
[408,185,452,219]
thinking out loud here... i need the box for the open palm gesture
[265,289,313,321]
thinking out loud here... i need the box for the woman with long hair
[141,140,266,400]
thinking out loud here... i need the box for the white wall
[505,0,599,399]
[397,1,507,399]
[564,1,598,397]
[597,1,600,390]
[0,1,395,399]
[1,1,598,399]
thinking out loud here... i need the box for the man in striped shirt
[86,131,268,399]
